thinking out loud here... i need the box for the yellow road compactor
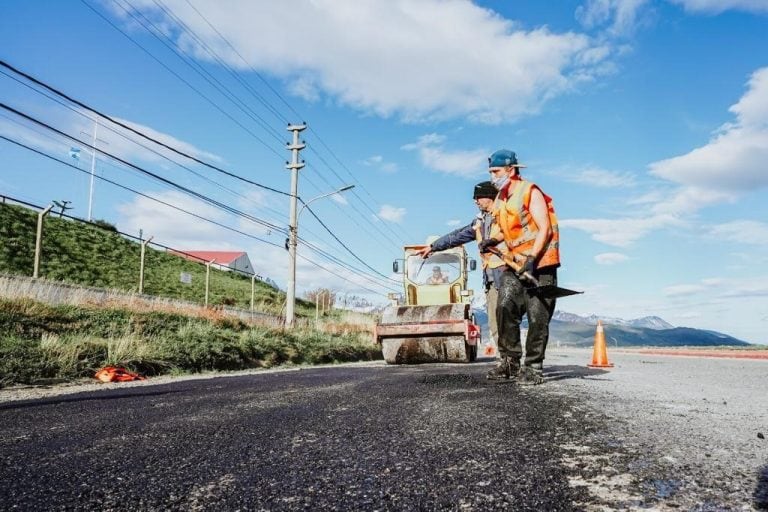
[375,240,481,364]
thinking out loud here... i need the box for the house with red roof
[170,250,255,275]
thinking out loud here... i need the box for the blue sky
[1,1,767,343]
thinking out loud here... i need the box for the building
[171,250,255,275]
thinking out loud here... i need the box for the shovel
[487,247,583,299]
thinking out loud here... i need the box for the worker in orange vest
[417,181,505,356]
[478,149,560,385]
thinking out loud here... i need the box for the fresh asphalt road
[1,359,603,511]
[2,349,767,511]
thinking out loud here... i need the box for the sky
[1,0,767,343]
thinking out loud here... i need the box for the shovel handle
[487,247,539,286]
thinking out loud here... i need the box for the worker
[478,149,560,385]
[416,181,506,361]
[427,266,449,284]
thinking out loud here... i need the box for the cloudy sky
[1,0,767,342]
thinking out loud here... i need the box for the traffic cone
[587,320,614,368]
[484,343,496,357]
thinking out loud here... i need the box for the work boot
[519,365,544,386]
[486,358,510,380]
[486,357,520,380]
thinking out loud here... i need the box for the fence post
[139,236,153,294]
[205,259,216,307]
[250,273,257,320]
[33,204,54,278]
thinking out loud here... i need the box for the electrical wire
[0,133,399,294]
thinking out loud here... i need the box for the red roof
[171,250,246,265]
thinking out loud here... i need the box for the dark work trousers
[496,267,557,367]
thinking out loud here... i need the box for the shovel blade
[529,285,583,299]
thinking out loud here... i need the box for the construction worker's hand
[477,238,500,254]
[416,245,433,259]
[518,255,536,276]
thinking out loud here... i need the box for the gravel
[545,347,768,510]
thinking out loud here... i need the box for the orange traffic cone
[587,320,614,368]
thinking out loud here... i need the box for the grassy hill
[0,202,380,387]
[0,202,314,317]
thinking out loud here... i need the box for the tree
[304,288,336,314]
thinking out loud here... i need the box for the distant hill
[472,309,749,347]
[552,311,674,330]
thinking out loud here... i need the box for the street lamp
[285,184,355,327]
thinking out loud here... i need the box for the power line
[172,1,412,249]
[1,57,399,284]
[0,134,399,294]
[113,0,287,145]
[0,68,291,225]
[0,101,286,234]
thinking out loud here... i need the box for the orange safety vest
[472,215,507,269]
[493,179,560,269]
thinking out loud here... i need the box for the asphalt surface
[1,348,767,511]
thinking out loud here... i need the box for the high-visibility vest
[473,214,507,269]
[493,179,560,269]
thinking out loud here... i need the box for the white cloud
[122,0,611,124]
[560,214,682,247]
[117,191,234,247]
[446,219,462,227]
[576,0,651,36]
[663,283,708,297]
[402,133,487,178]
[0,106,223,176]
[378,204,406,223]
[709,220,768,246]
[110,117,223,165]
[565,166,638,188]
[0,115,71,160]
[568,66,768,249]
[648,186,736,216]
[361,155,398,174]
[650,67,768,192]
[594,252,629,264]
[576,0,768,37]
[668,0,768,14]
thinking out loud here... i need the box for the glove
[518,254,536,276]
[478,238,500,254]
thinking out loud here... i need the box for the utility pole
[285,123,307,328]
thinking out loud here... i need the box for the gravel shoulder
[545,347,768,510]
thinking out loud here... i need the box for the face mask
[491,175,509,190]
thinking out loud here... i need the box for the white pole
[87,116,99,221]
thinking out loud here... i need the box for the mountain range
[472,309,750,347]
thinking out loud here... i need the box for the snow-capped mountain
[552,311,674,330]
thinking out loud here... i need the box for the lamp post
[285,184,355,327]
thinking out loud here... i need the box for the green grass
[0,298,381,387]
[0,202,315,316]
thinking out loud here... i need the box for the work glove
[518,255,536,276]
[477,238,500,254]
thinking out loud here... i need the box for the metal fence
[0,194,287,316]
